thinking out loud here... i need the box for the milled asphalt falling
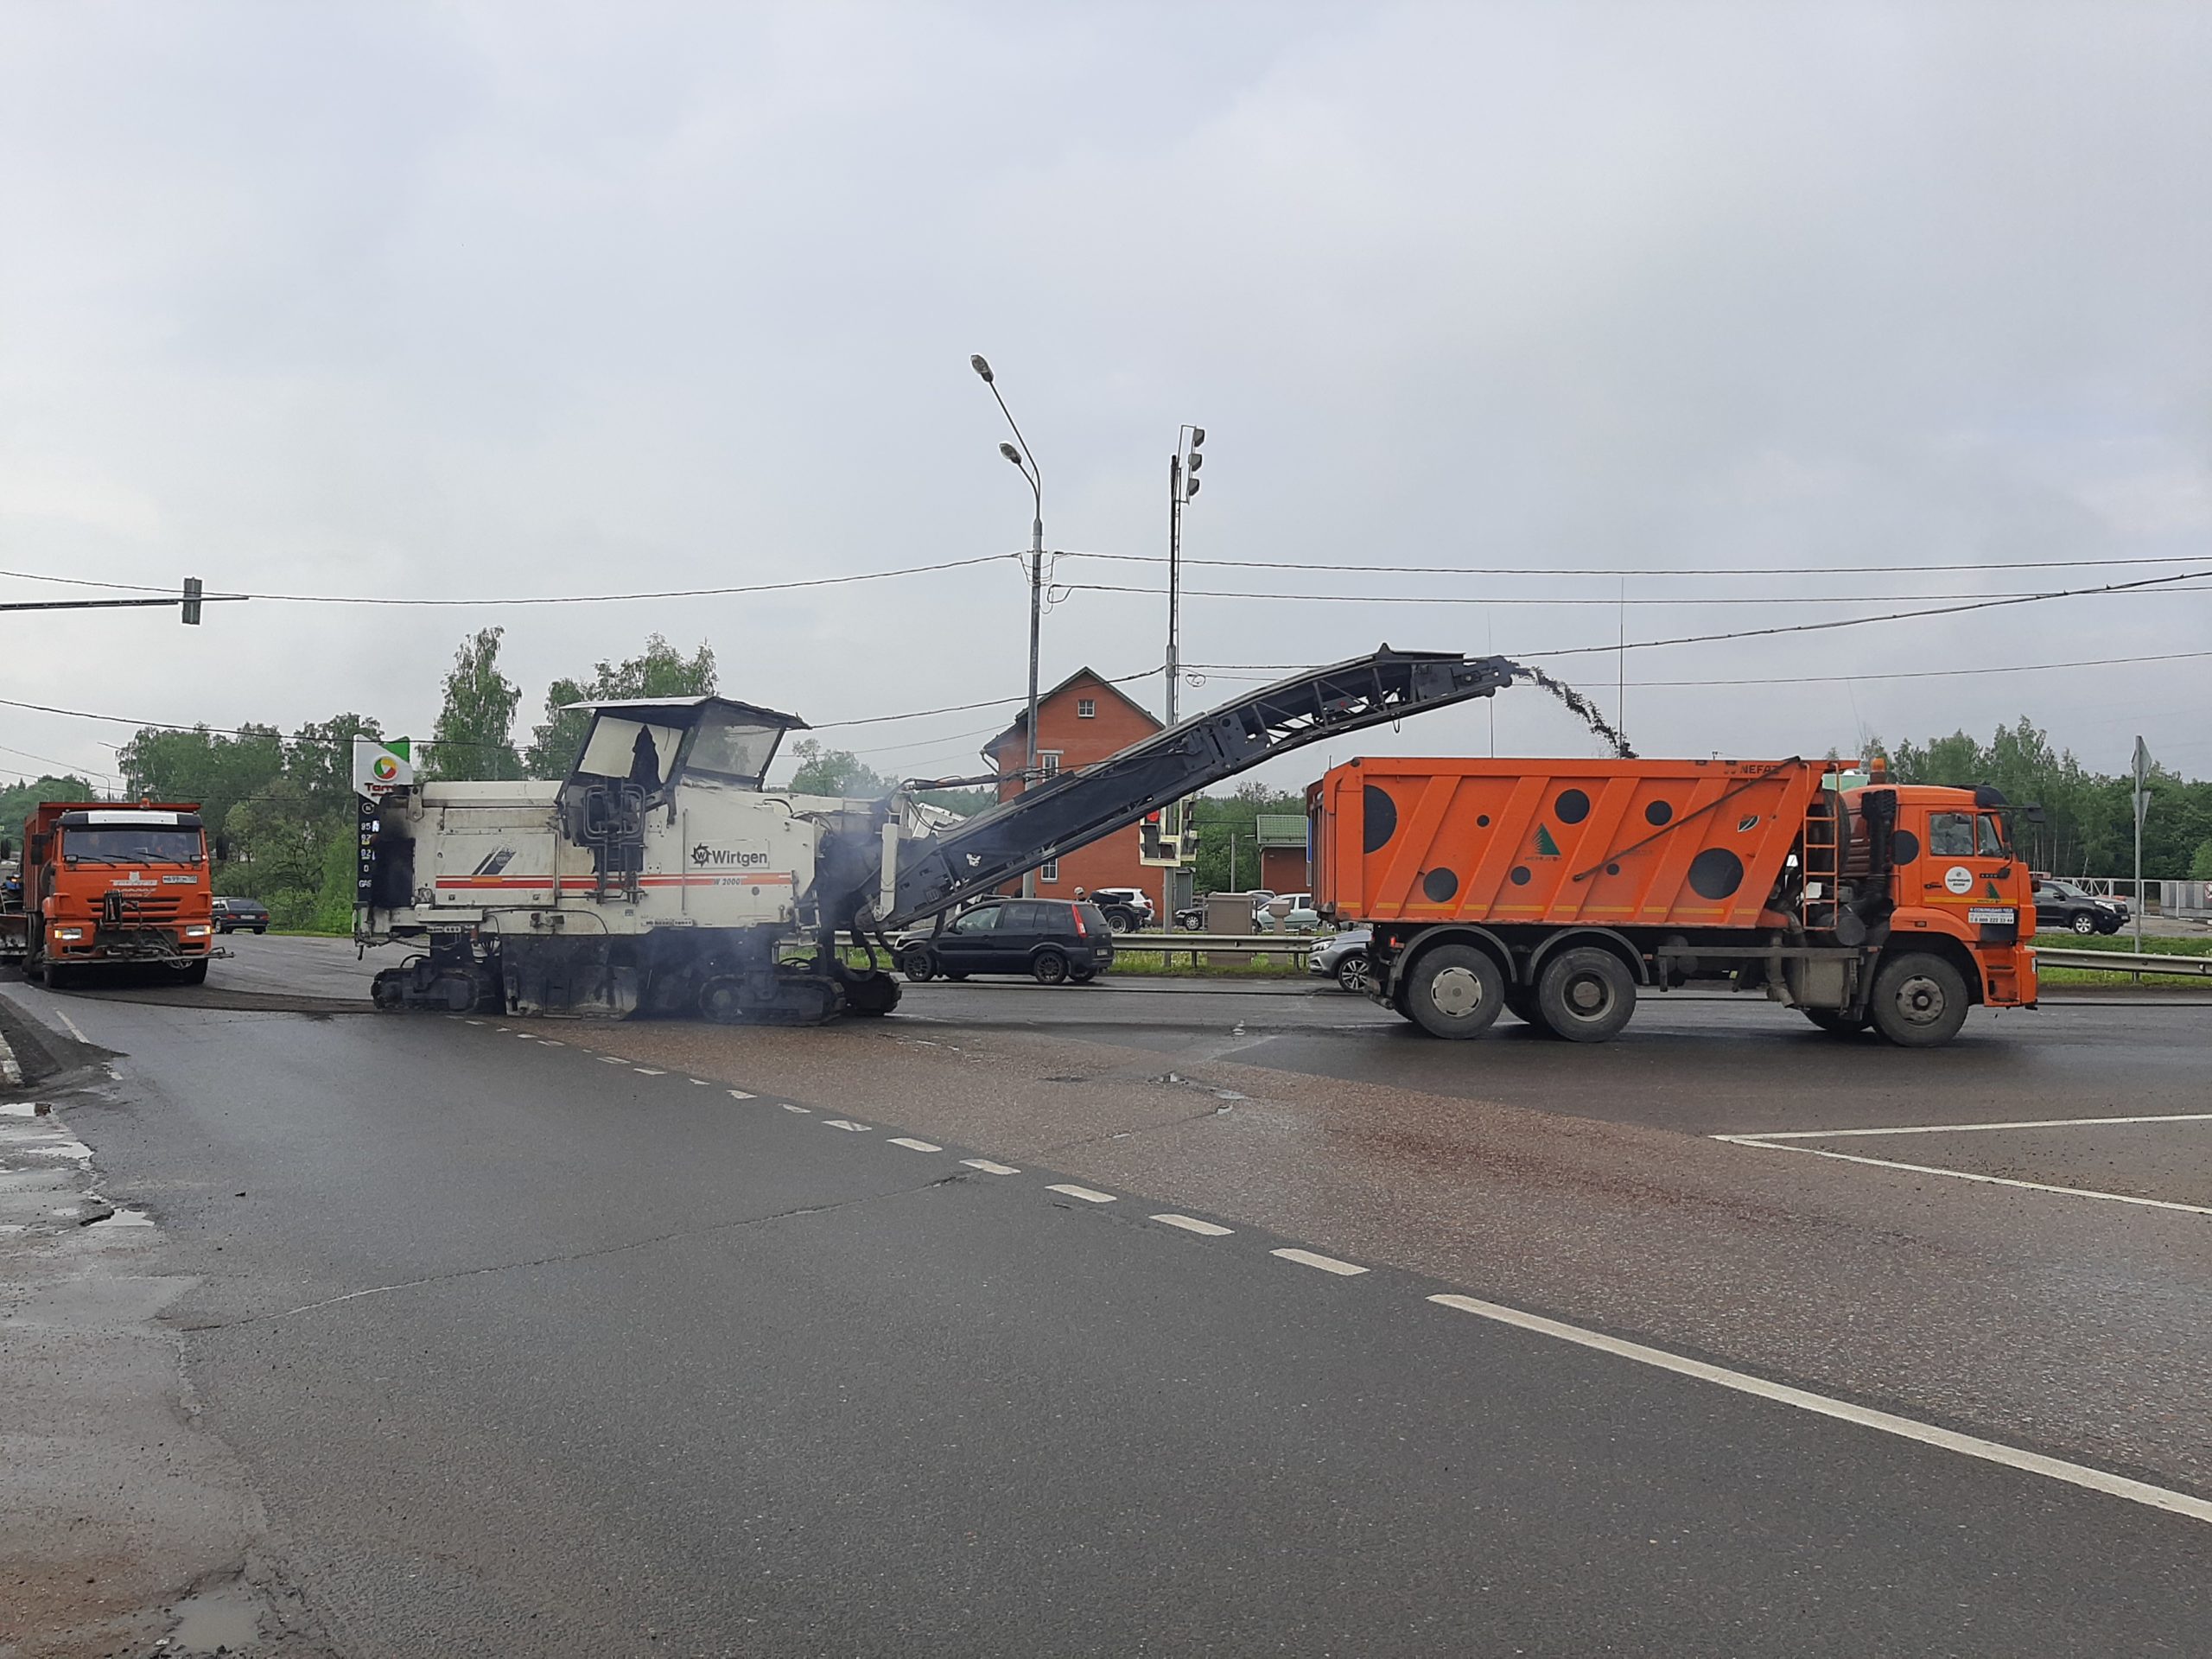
[4,936,2209,1654]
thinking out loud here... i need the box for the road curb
[0,1019,17,1089]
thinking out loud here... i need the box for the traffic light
[1185,427,1204,500]
[181,577,202,626]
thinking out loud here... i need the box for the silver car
[1307,927,1374,992]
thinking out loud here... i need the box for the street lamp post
[971,354,1046,898]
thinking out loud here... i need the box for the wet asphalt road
[5,940,2209,1654]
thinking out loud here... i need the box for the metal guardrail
[2034,947,2212,977]
[1116,931,1321,966]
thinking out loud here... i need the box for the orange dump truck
[1310,757,2036,1046]
[0,802,216,988]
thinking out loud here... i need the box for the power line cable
[1062,580,2212,607]
[1186,646,2212,688]
[1060,549,2212,577]
[0,553,1019,607]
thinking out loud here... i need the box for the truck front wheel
[1535,948,1637,1043]
[1868,952,1971,1048]
[1402,944,1505,1039]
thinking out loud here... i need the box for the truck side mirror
[0,838,11,862]
[213,836,232,862]
[2023,805,2046,825]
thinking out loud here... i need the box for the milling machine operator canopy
[561,696,810,796]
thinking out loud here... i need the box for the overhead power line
[1187,646,2212,689]
[1062,578,2212,607]
[0,553,1018,607]
[1061,550,2212,577]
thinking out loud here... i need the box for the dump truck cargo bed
[1315,756,1836,930]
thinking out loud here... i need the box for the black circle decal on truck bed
[1422,868,1459,903]
[1555,788,1590,823]
[1363,785,1398,853]
[1687,848,1745,900]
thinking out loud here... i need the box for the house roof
[981,668,1160,765]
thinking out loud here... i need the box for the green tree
[785,740,891,798]
[0,774,103,838]
[523,634,717,778]
[2190,839,2212,881]
[1185,783,1306,893]
[115,722,285,831]
[423,627,522,781]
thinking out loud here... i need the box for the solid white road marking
[781,1104,812,1114]
[1271,1247,1367,1275]
[1714,1137,2212,1217]
[1153,1214,1234,1237]
[1427,1293,2212,1526]
[727,1090,755,1100]
[888,1137,943,1153]
[1047,1184,1117,1204]
[824,1119,872,1132]
[961,1159,1020,1175]
[633,1067,665,1077]
[53,1007,87,1044]
[1730,1110,2212,1141]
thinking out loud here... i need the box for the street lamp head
[970,354,995,384]
[999,442,1023,465]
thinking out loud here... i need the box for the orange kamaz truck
[1310,757,2036,1046]
[0,802,216,988]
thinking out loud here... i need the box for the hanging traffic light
[181,577,202,625]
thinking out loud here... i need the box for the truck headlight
[54,927,84,941]
[183,924,212,938]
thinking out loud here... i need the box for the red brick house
[982,668,1163,904]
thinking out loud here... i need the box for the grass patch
[2032,931,2212,956]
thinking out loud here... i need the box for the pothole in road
[165,1580,264,1653]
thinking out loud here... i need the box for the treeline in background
[5,631,2208,934]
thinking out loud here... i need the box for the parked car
[2032,879,2126,936]
[1087,887,1155,933]
[897,897,1116,985]
[211,896,270,934]
[1308,928,1374,992]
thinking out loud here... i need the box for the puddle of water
[168,1585,262,1652]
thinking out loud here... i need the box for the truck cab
[1845,782,2036,1012]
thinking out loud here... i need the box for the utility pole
[2132,735,2152,954]
[1166,425,1204,921]
[972,355,1046,898]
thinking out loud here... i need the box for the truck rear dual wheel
[1868,952,1971,1048]
[1534,947,1637,1043]
[1403,944,1507,1039]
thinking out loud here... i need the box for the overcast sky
[3,1,2207,797]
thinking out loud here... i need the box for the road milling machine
[355,648,1516,1022]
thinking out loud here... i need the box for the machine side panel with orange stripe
[1311,757,2036,1046]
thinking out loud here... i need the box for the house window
[1039,859,1059,883]
[1077,698,1096,719]
[1039,752,1061,777]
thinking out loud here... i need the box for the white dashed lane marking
[633,1067,665,1077]
[887,1137,943,1153]
[599,1056,626,1065]
[1271,1248,1367,1276]
[1152,1214,1233,1237]
[1047,1184,1116,1205]
[961,1159,1020,1176]
[823,1119,872,1133]
[690,1078,711,1086]
[540,1039,563,1047]
[728,1090,755,1101]
[782,1104,812,1114]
